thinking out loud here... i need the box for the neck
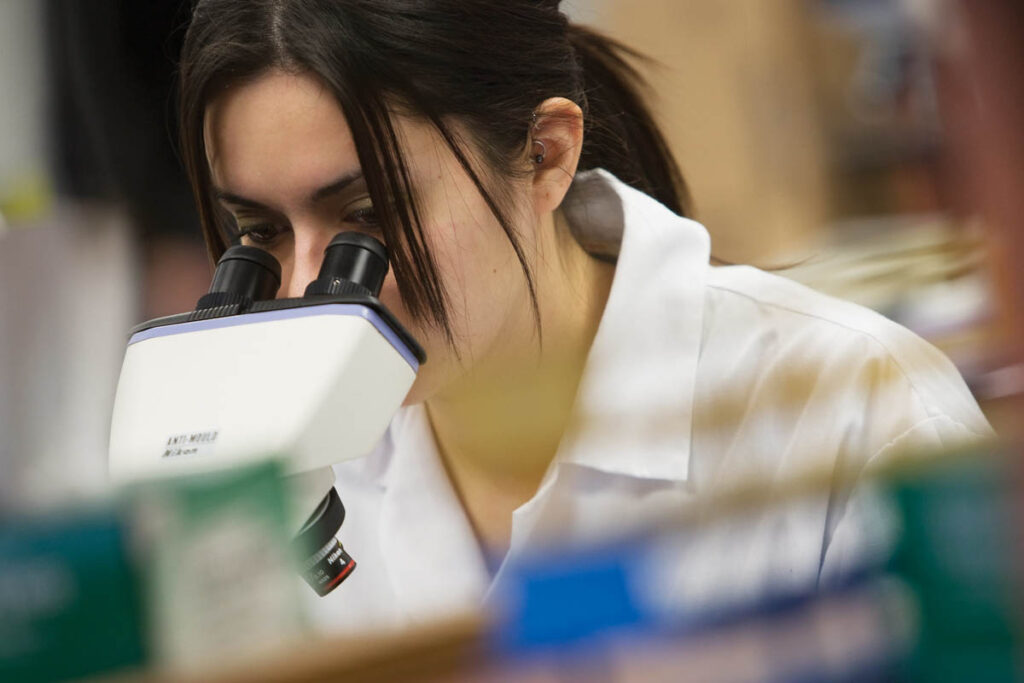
[424,210,615,545]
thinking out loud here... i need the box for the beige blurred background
[588,0,829,265]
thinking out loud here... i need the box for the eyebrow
[214,170,365,209]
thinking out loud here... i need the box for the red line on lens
[323,560,356,591]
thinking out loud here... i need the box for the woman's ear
[529,97,584,215]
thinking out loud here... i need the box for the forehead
[203,69,359,198]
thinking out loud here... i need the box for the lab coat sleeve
[818,412,990,583]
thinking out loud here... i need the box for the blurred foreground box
[0,460,303,682]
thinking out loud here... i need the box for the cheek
[402,224,530,405]
[377,275,404,318]
[426,221,510,347]
[379,220,504,406]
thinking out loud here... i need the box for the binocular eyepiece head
[196,231,389,310]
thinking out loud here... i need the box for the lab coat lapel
[487,462,699,600]
[513,464,698,553]
[376,406,490,622]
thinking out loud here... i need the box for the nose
[280,227,333,299]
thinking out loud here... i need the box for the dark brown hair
[179,0,690,345]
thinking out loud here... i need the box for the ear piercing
[532,139,546,165]
[531,112,545,164]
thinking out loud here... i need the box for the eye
[342,202,379,228]
[237,222,290,246]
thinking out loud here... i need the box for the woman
[179,0,992,630]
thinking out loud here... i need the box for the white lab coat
[305,170,993,633]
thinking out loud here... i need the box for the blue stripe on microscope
[128,304,420,371]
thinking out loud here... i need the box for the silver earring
[532,139,546,164]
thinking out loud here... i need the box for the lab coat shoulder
[687,263,993,586]
[692,264,992,491]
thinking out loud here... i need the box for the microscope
[108,232,424,596]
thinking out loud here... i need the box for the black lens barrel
[209,246,282,301]
[196,246,282,310]
[304,232,388,298]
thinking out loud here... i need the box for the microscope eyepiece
[196,245,282,310]
[304,231,389,298]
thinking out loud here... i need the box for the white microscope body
[108,233,423,595]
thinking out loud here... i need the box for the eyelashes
[232,202,381,247]
[236,222,288,246]
[345,205,379,226]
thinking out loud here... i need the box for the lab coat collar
[554,170,710,483]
